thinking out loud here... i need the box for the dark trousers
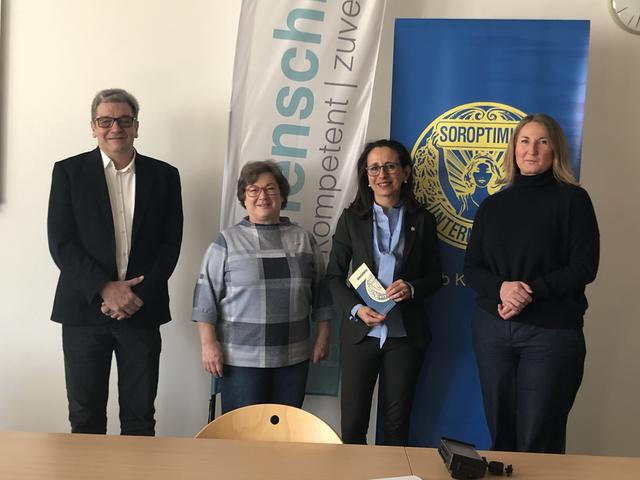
[472,308,585,453]
[62,322,161,436]
[220,361,310,414]
[340,336,424,446]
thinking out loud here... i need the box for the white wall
[0,0,638,457]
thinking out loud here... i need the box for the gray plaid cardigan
[192,217,332,368]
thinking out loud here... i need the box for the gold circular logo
[412,102,526,249]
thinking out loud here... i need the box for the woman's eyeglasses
[365,162,401,176]
[245,185,279,198]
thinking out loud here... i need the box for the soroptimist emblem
[365,274,388,303]
[412,102,526,249]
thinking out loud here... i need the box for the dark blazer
[326,206,442,348]
[47,147,183,327]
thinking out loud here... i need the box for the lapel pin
[410,226,415,232]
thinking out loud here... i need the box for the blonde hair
[501,113,578,185]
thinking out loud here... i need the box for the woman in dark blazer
[326,139,442,445]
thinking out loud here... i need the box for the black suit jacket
[47,147,183,326]
[326,206,442,348]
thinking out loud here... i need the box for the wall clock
[609,0,640,35]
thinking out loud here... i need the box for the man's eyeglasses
[365,162,402,176]
[245,185,279,198]
[94,116,137,129]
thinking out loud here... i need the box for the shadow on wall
[0,0,11,206]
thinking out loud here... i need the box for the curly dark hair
[349,139,423,216]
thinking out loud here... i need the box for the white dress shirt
[101,150,136,281]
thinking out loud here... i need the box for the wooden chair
[195,403,342,444]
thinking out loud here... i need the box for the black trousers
[472,308,585,453]
[62,322,161,436]
[340,336,424,445]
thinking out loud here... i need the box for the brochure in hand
[348,263,396,315]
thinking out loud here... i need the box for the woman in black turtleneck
[464,113,599,454]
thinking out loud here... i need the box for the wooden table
[406,446,640,480]
[2,431,639,479]
[0,431,412,480]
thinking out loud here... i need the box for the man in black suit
[47,88,183,436]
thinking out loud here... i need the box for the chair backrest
[195,403,342,444]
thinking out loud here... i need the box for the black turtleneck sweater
[463,169,599,329]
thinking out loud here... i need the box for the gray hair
[91,88,140,120]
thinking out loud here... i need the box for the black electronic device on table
[438,437,487,480]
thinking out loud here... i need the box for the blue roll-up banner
[387,19,590,447]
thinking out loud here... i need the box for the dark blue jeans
[472,308,585,453]
[220,361,309,414]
